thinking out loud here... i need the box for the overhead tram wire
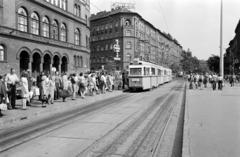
[157,0,170,33]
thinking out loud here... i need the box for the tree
[180,50,200,73]
[207,55,220,73]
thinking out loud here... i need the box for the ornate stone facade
[0,0,90,76]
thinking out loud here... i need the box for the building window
[74,55,77,66]
[17,7,28,32]
[42,16,50,38]
[85,15,88,26]
[125,19,131,26]
[126,41,132,49]
[80,56,83,67]
[74,4,78,16]
[54,0,59,6]
[78,5,81,17]
[86,35,89,48]
[0,45,5,61]
[31,12,40,35]
[74,28,80,45]
[61,0,67,10]
[60,23,67,42]
[52,20,58,40]
[126,30,131,36]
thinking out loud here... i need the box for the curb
[182,83,191,157]
[0,91,123,128]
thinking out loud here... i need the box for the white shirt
[5,73,19,85]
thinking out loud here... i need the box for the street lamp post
[220,0,224,77]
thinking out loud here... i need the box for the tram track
[78,82,185,157]
[0,93,136,153]
[0,80,184,156]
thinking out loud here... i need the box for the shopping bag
[0,103,8,111]
[35,87,40,96]
[6,97,9,104]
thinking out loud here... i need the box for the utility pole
[220,0,224,77]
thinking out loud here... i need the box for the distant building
[90,7,183,71]
[0,0,90,76]
[226,19,240,74]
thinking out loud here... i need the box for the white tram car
[128,60,172,90]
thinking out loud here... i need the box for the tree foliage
[207,55,220,74]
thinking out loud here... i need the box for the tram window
[164,70,167,75]
[130,68,142,75]
[151,68,155,75]
[144,67,150,76]
[158,69,161,76]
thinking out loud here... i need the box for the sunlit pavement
[183,83,240,157]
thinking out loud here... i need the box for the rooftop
[90,7,182,48]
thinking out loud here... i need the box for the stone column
[28,57,32,76]
[59,59,62,74]
[50,57,53,74]
[40,57,43,72]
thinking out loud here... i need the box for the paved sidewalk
[182,83,240,157]
[0,91,123,128]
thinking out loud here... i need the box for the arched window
[31,12,40,35]
[17,7,28,32]
[0,45,5,61]
[74,4,78,16]
[52,20,59,40]
[125,19,131,26]
[60,23,67,42]
[42,16,50,37]
[78,5,81,17]
[74,28,80,45]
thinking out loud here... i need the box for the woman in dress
[20,71,29,110]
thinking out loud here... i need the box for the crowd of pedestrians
[187,73,240,91]
[0,68,126,117]
[187,73,223,90]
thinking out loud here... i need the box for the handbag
[0,103,8,111]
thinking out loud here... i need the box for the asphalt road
[0,80,185,157]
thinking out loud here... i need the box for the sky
[90,0,240,60]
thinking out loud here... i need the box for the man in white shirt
[5,68,19,109]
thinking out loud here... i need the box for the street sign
[113,39,121,60]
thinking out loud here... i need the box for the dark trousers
[8,84,16,108]
[212,82,216,90]
[218,81,223,90]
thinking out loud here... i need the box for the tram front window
[130,68,142,76]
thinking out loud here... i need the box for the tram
[128,59,172,90]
